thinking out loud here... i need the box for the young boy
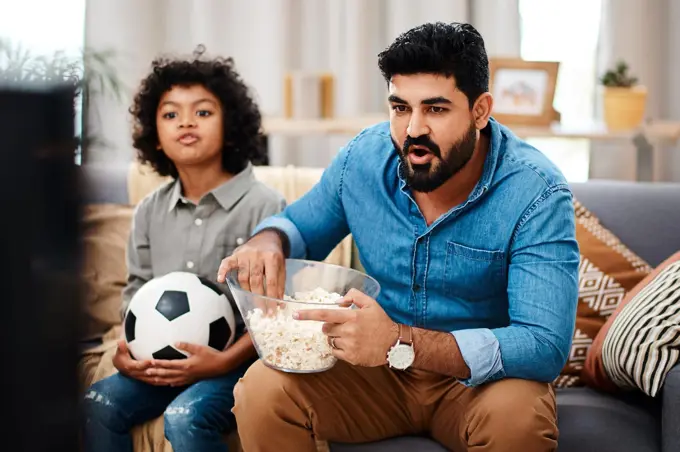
[83,49,285,452]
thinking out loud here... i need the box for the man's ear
[472,92,493,129]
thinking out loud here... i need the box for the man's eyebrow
[421,96,452,105]
[388,95,408,104]
[387,95,453,105]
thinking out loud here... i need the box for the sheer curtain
[83,0,520,167]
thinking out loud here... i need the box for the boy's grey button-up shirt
[121,163,286,333]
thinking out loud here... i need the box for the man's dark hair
[377,22,489,109]
[130,46,266,178]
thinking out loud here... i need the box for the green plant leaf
[600,59,638,87]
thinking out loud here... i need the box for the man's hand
[145,342,229,387]
[112,340,159,385]
[216,230,286,301]
[294,288,398,367]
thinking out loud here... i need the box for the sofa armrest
[663,364,680,452]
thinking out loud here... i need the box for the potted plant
[600,60,647,130]
[0,38,122,161]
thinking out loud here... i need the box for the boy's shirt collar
[168,163,256,212]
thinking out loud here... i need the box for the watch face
[388,343,415,370]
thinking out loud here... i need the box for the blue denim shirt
[254,119,579,386]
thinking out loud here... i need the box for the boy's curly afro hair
[130,46,267,178]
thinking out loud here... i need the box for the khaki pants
[233,360,557,452]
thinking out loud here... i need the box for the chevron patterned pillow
[599,260,680,397]
[552,199,651,388]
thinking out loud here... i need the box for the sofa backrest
[570,181,680,267]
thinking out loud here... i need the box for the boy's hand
[146,342,228,387]
[112,340,159,385]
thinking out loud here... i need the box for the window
[519,0,603,182]
[0,0,85,56]
[0,0,87,162]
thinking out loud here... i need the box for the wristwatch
[386,324,415,370]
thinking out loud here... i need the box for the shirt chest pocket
[222,234,247,255]
[206,234,246,273]
[443,241,507,302]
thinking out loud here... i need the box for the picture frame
[489,58,561,127]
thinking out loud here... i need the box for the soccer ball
[124,272,236,360]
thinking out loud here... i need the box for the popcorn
[246,288,345,372]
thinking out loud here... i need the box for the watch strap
[398,323,413,346]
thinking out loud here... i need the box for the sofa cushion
[554,199,652,388]
[81,204,134,341]
[569,181,680,268]
[554,387,660,452]
[330,388,662,452]
[583,251,680,396]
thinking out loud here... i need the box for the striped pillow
[601,261,680,397]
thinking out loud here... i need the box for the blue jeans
[83,360,252,452]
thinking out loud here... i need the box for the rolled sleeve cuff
[252,216,307,259]
[451,328,505,387]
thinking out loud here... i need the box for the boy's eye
[162,112,177,119]
[428,106,447,114]
[196,110,212,117]
[391,105,409,113]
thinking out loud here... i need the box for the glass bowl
[225,258,381,373]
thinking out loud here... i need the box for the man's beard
[394,122,477,193]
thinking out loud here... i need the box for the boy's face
[156,84,224,170]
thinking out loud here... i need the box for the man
[217,22,579,452]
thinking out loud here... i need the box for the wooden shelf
[263,116,388,136]
[510,121,680,142]
[263,116,680,142]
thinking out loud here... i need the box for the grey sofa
[80,164,680,452]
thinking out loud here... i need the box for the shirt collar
[168,179,184,211]
[168,163,256,212]
[474,117,502,196]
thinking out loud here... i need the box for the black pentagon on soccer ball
[208,317,231,351]
[155,290,190,321]
[153,346,186,360]
[124,311,137,342]
[198,275,236,305]
[198,276,222,295]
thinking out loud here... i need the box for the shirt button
[413,284,421,292]
[236,237,245,246]
[194,218,203,226]
[186,261,195,269]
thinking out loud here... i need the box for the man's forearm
[411,328,471,379]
